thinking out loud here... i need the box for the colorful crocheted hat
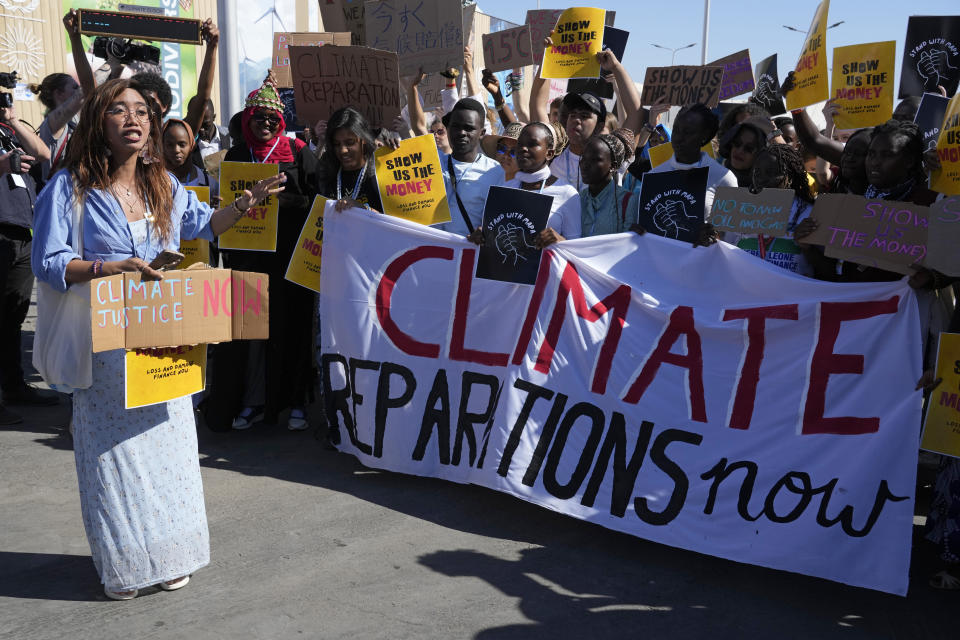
[245,81,284,112]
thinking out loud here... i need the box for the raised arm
[529,38,553,124]
[63,10,95,95]
[45,87,84,140]
[184,19,219,135]
[597,49,643,132]
[1,105,50,161]
[781,71,843,165]
[407,70,428,136]
[463,46,481,99]
[509,70,529,123]
[482,68,517,127]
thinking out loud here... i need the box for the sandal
[158,575,190,591]
[104,587,138,600]
[929,570,960,591]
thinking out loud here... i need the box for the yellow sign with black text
[375,135,451,226]
[124,345,206,409]
[541,7,605,79]
[830,41,895,129]
[218,162,280,251]
[786,0,830,110]
[285,196,327,293]
[921,333,960,458]
[180,186,212,267]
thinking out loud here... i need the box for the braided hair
[755,144,813,204]
[869,119,925,182]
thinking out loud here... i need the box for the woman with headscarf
[579,130,639,237]
[204,81,320,432]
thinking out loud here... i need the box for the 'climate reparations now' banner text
[319,208,922,595]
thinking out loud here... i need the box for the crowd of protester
[0,9,957,599]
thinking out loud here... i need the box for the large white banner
[320,208,923,595]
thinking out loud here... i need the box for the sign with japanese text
[364,0,465,76]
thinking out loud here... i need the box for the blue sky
[474,0,959,93]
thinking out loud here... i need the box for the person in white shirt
[648,103,737,218]
[504,122,581,244]
[434,98,505,235]
[548,92,606,191]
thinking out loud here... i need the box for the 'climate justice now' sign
[319,209,922,596]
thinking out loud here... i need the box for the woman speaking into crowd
[31,79,284,600]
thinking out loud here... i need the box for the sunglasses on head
[252,113,280,126]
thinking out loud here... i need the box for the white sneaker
[232,406,263,430]
[287,409,309,431]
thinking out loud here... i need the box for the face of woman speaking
[865,133,915,190]
[333,127,365,171]
[249,108,280,143]
[103,88,151,157]
[515,127,553,174]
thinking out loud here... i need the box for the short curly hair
[676,103,720,143]
[130,72,173,114]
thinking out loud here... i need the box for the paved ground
[1,298,957,640]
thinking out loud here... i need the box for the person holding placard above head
[579,131,639,237]
[30,78,286,600]
[204,80,319,434]
[647,103,737,217]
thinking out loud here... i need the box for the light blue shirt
[438,151,505,236]
[32,170,215,292]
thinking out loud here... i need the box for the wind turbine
[255,6,288,33]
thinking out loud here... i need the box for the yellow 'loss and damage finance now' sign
[374,134,451,226]
[931,94,960,196]
[921,332,960,458]
[125,344,207,409]
[218,162,280,251]
[830,40,895,129]
[541,7,605,79]
[180,185,212,267]
[786,0,830,110]
[285,196,328,293]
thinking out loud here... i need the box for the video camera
[0,70,17,109]
[93,37,161,66]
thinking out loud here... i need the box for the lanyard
[337,164,367,201]
[249,138,281,163]
[51,130,70,172]
[447,154,479,233]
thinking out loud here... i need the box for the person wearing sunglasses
[203,80,321,434]
[480,121,523,181]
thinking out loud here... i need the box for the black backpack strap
[447,155,475,234]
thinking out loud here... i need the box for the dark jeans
[0,225,34,392]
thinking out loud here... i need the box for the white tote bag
[32,195,92,391]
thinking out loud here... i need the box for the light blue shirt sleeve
[32,171,81,292]
[173,177,216,243]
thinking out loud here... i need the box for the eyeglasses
[430,127,447,136]
[496,144,516,157]
[106,106,151,123]
[252,113,281,127]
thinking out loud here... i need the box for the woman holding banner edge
[31,79,285,600]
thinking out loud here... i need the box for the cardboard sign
[218,163,280,252]
[637,168,709,243]
[90,269,269,352]
[319,0,367,45]
[925,196,960,276]
[476,186,552,285]
[374,134,451,226]
[525,9,564,65]
[482,25,534,74]
[77,8,201,44]
[831,41,895,129]
[915,92,951,152]
[640,66,724,108]
[922,333,960,459]
[541,7,605,79]
[272,32,352,87]
[931,94,960,196]
[648,141,714,169]
[785,0,831,110]
[290,45,401,130]
[708,49,754,100]
[180,186,211,268]
[900,16,960,99]
[125,345,206,409]
[285,196,328,293]
[364,0,464,76]
[753,54,786,115]
[803,193,927,274]
[709,187,794,237]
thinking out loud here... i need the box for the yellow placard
[180,186,212,268]
[285,196,327,293]
[648,142,714,169]
[785,0,830,110]
[541,7,605,79]
[218,162,280,251]
[124,345,207,409]
[931,94,960,196]
[374,134,451,226]
[830,41,895,129]
[921,333,960,458]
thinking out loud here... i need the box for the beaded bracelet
[91,258,104,276]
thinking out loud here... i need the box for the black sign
[637,168,709,243]
[476,186,552,285]
[752,54,786,115]
[900,16,960,99]
[567,78,614,100]
[914,92,951,151]
[277,87,303,133]
[600,26,629,77]
[78,9,202,45]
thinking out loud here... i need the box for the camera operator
[0,100,57,422]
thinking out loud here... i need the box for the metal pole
[218,0,242,122]
[701,0,710,65]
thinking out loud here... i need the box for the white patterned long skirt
[72,349,210,591]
